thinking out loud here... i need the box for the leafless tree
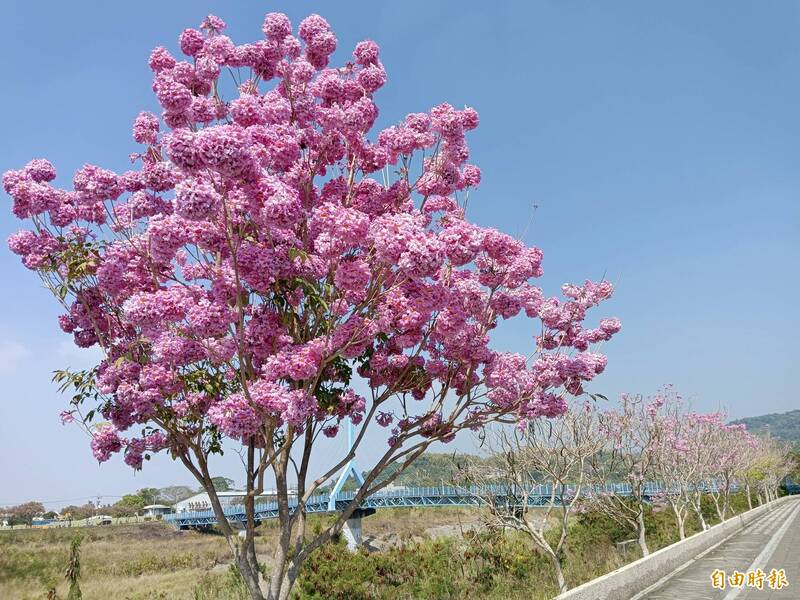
[746,435,796,504]
[458,399,605,593]
[651,402,695,540]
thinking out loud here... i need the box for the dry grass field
[2,503,660,600]
[0,507,484,600]
[0,522,241,599]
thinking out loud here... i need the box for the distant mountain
[320,452,490,493]
[731,409,800,445]
[374,452,487,487]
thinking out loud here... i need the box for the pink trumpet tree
[4,12,620,599]
[672,411,752,526]
[459,398,606,594]
[588,391,669,557]
[650,387,697,539]
[702,419,754,522]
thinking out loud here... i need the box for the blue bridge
[164,420,796,539]
[165,481,675,530]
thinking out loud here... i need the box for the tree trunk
[722,477,731,521]
[267,462,292,600]
[669,500,685,540]
[691,496,708,531]
[244,445,261,593]
[205,485,264,600]
[637,508,650,557]
[746,483,753,510]
[677,513,686,540]
[711,495,724,522]
[278,559,301,600]
[552,554,567,594]
[238,551,264,600]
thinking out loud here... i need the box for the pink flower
[148,47,176,72]
[200,14,227,32]
[208,394,261,440]
[376,412,394,427]
[174,178,221,220]
[132,112,159,145]
[263,13,292,41]
[334,258,371,303]
[179,28,205,57]
[353,40,380,66]
[2,10,619,478]
[24,159,57,183]
[91,425,123,463]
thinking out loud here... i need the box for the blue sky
[1,1,798,508]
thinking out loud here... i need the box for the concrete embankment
[554,495,795,600]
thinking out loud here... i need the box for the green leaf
[288,247,309,262]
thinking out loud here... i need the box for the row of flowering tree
[646,389,795,537]
[458,388,796,593]
[4,11,622,600]
[590,389,795,552]
[587,388,795,552]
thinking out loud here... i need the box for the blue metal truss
[164,480,722,529]
[327,419,364,512]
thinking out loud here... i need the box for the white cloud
[0,340,33,375]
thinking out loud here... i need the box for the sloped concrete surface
[555,496,797,600]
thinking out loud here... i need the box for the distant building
[382,483,408,493]
[142,504,172,517]
[173,489,297,513]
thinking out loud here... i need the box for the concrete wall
[555,495,795,600]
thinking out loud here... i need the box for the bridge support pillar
[342,516,362,551]
[342,508,375,551]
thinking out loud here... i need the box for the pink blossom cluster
[4,12,620,468]
[90,424,123,462]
